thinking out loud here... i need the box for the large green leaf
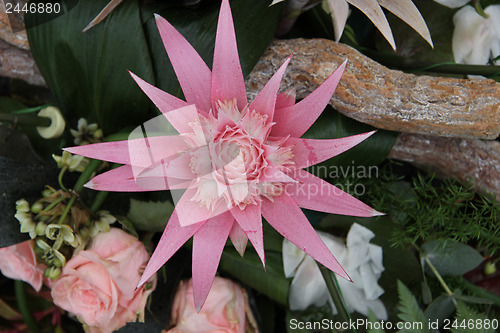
[25,0,156,134]
[126,199,174,232]
[220,248,289,306]
[424,295,456,326]
[422,239,483,277]
[141,0,283,97]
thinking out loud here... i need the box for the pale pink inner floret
[187,99,294,210]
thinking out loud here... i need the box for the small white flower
[52,151,89,172]
[93,210,117,234]
[45,224,75,244]
[283,223,387,320]
[15,212,37,239]
[452,5,500,65]
[15,199,30,213]
[70,118,103,145]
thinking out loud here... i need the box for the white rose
[452,5,500,65]
[283,223,387,320]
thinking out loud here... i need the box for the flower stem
[57,195,76,225]
[413,243,454,297]
[74,159,101,193]
[0,112,51,127]
[14,280,40,333]
[89,191,108,213]
[318,262,356,332]
[360,48,500,76]
[423,256,454,296]
[42,197,65,213]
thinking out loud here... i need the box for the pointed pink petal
[85,165,189,192]
[65,135,189,167]
[64,141,131,165]
[132,158,194,191]
[275,88,296,109]
[271,60,347,138]
[231,203,265,267]
[229,222,248,257]
[132,135,190,166]
[175,188,229,227]
[282,131,376,169]
[287,169,384,217]
[138,211,206,287]
[261,193,350,280]
[249,55,292,122]
[129,71,189,114]
[192,212,234,310]
[154,14,212,112]
[211,0,247,111]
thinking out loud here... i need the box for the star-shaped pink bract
[66,0,383,310]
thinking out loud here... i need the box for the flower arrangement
[0,0,499,332]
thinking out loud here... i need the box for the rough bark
[0,39,45,86]
[389,133,500,199]
[247,39,500,140]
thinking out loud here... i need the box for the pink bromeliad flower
[66,0,382,310]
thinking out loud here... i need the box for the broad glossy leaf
[220,248,289,306]
[127,199,174,232]
[424,295,456,324]
[422,239,483,277]
[25,0,156,134]
[303,107,397,170]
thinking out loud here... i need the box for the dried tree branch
[0,39,45,86]
[247,39,500,140]
[389,133,500,199]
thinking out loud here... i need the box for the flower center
[187,100,293,210]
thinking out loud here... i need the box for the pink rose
[166,277,253,333]
[51,228,156,333]
[0,240,45,291]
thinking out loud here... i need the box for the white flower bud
[37,106,65,139]
[15,199,30,213]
